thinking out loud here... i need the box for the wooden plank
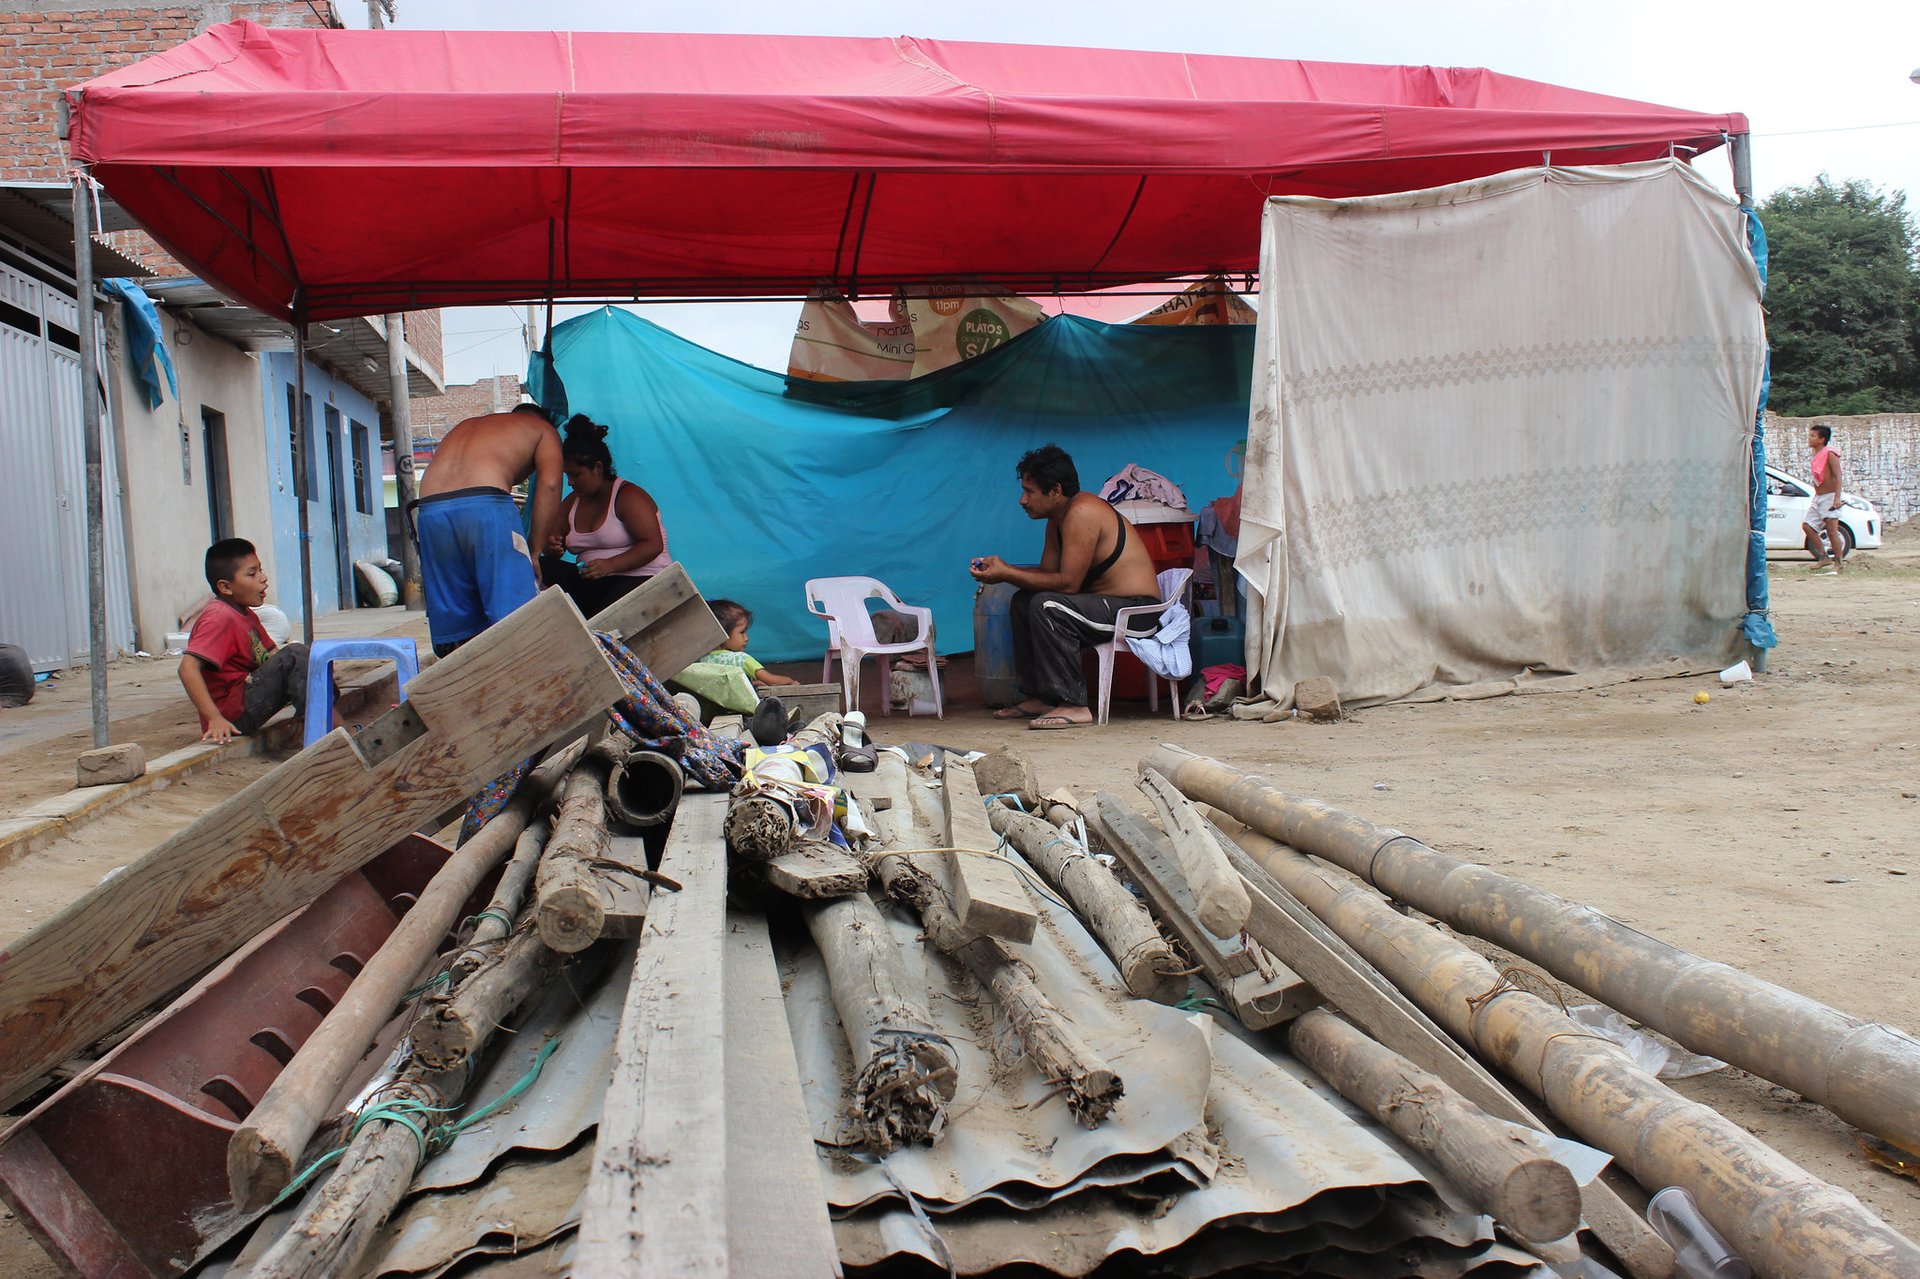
[940,761,1037,944]
[0,589,626,1109]
[759,843,869,899]
[597,834,654,940]
[576,792,731,1277]
[1089,796,1316,1030]
[1137,768,1250,938]
[722,909,844,1278]
[589,562,727,681]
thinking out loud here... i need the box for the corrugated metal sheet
[0,258,134,668]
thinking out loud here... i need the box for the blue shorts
[414,488,537,650]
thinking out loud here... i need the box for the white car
[1764,466,1882,558]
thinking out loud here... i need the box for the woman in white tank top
[539,416,671,616]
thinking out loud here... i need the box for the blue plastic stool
[304,637,421,746]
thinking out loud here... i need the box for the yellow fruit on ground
[1694,691,1711,705]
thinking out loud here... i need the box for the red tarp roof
[66,23,1746,321]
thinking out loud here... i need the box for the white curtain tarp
[1240,160,1765,708]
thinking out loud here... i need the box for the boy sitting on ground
[179,538,309,744]
[705,599,799,689]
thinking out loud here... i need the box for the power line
[1756,119,1920,139]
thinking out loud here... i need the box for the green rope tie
[269,1037,563,1209]
[461,908,516,935]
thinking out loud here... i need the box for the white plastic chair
[1092,567,1192,725]
[803,576,944,718]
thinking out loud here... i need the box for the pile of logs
[4,565,1917,1278]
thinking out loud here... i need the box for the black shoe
[749,696,789,747]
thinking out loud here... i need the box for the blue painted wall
[260,353,389,626]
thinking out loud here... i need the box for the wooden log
[1203,811,1671,1278]
[724,793,797,862]
[722,908,844,1277]
[450,818,551,983]
[1135,766,1249,938]
[1225,824,1920,1279]
[1144,743,1920,1167]
[1088,797,1315,1030]
[1289,1007,1581,1244]
[987,804,1183,1003]
[0,588,625,1109]
[411,925,561,1071]
[587,561,727,682]
[245,1068,463,1279]
[871,849,1121,1127]
[576,792,731,1277]
[537,763,612,953]
[804,892,958,1152]
[226,739,587,1212]
[941,760,1037,944]
[762,842,871,899]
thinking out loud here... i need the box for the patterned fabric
[456,631,745,844]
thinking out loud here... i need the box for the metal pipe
[384,314,424,609]
[1143,743,1920,1161]
[72,171,108,748]
[1728,132,1753,206]
[292,305,314,646]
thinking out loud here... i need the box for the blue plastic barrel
[972,582,1021,708]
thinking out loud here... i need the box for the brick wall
[0,2,338,273]
[410,373,523,444]
[403,307,442,385]
[1764,412,1920,526]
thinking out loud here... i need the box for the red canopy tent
[64,23,1748,321]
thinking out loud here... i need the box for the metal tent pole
[292,306,315,646]
[385,313,424,609]
[1729,130,1771,674]
[72,170,109,748]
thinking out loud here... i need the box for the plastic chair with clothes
[803,576,943,718]
[1092,567,1192,726]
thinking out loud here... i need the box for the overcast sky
[344,1,1920,385]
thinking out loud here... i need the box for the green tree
[1760,176,1920,415]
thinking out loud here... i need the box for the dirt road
[2,528,1915,1272]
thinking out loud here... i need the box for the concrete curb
[0,721,293,870]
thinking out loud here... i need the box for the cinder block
[76,743,146,787]
[1293,677,1343,723]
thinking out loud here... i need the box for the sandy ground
[2,533,1916,1273]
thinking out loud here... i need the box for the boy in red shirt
[178,538,310,743]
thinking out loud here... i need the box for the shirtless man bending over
[969,443,1162,730]
[414,404,564,656]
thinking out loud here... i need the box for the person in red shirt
[178,538,310,743]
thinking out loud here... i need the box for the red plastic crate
[1133,520,1195,569]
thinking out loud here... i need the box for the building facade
[0,1,444,660]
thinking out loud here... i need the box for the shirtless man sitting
[414,403,564,656]
[968,444,1163,730]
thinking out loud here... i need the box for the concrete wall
[1764,412,1920,527]
[261,351,388,626]
[108,306,276,649]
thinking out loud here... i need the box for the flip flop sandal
[992,706,1044,720]
[838,711,878,772]
[1029,714,1095,731]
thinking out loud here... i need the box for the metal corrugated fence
[0,257,134,669]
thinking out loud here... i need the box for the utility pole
[386,314,425,608]
[72,171,109,747]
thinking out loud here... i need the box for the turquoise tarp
[539,309,1252,663]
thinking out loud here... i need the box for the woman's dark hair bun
[563,414,609,442]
